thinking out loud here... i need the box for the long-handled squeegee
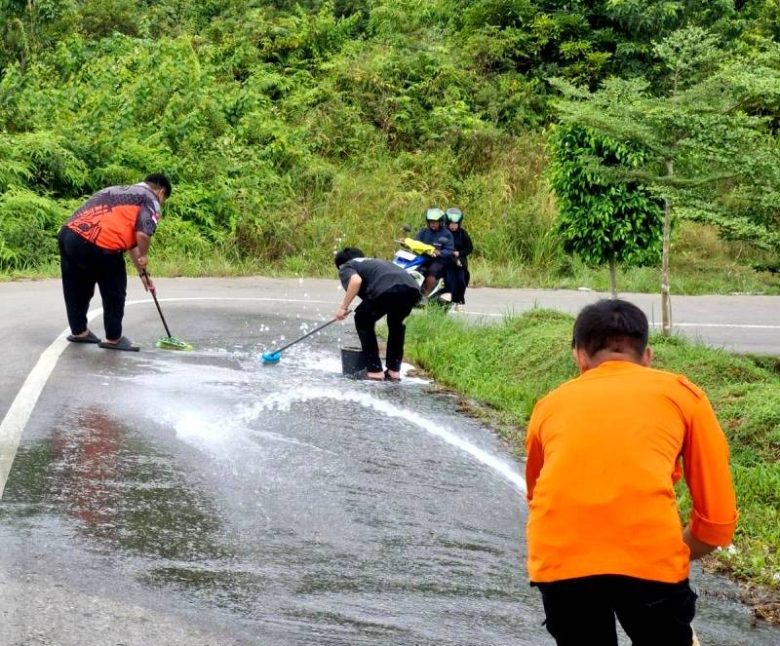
[261,312,350,364]
[143,271,193,351]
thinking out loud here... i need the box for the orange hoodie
[525,360,738,583]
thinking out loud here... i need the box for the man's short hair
[144,173,172,198]
[334,247,365,268]
[572,299,649,359]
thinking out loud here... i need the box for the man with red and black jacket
[57,173,172,352]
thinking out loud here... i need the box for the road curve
[1,277,779,645]
[3,276,779,426]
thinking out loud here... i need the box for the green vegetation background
[1,0,779,294]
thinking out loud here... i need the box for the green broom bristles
[156,336,193,351]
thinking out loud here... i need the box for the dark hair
[572,299,649,358]
[334,247,365,268]
[144,173,172,198]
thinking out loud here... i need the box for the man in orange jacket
[57,174,171,351]
[525,298,737,646]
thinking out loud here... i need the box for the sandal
[384,370,401,382]
[67,331,101,344]
[98,336,140,352]
[366,371,386,381]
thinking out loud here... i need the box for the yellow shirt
[525,360,738,583]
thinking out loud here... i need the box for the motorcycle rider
[444,207,473,312]
[413,207,454,298]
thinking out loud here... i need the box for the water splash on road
[238,387,525,494]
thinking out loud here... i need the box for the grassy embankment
[5,217,780,296]
[3,131,780,296]
[404,307,780,622]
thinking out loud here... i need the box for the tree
[551,27,780,334]
[548,124,662,297]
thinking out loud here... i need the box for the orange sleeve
[682,393,738,546]
[525,406,544,503]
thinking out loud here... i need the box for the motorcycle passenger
[444,207,473,312]
[413,207,454,298]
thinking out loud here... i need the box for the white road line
[0,297,343,497]
[0,309,102,497]
[456,309,780,327]
[671,322,780,329]
[0,337,69,497]
[2,296,779,498]
[142,296,338,304]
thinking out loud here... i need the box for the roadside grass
[404,307,575,449]
[9,251,779,296]
[405,307,780,610]
[4,215,780,295]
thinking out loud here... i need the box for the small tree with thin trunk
[548,124,663,297]
[550,27,780,334]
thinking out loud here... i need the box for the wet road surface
[1,280,779,644]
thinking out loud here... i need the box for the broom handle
[274,312,350,354]
[142,271,172,338]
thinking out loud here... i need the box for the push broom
[261,311,351,364]
[142,271,193,351]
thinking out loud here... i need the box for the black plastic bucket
[341,346,367,379]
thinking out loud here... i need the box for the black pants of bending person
[58,227,128,340]
[354,285,421,373]
[534,575,697,646]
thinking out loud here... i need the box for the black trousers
[424,258,448,280]
[445,263,468,304]
[534,575,697,646]
[58,227,128,340]
[354,285,420,372]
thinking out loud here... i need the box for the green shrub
[0,189,66,270]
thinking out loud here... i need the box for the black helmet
[445,207,463,224]
[425,207,445,224]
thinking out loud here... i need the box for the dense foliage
[551,27,780,254]
[0,1,779,278]
[549,25,780,327]
[548,124,663,294]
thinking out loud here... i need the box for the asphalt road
[3,276,780,451]
[1,277,779,645]
[0,277,534,644]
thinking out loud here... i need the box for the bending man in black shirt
[334,248,421,381]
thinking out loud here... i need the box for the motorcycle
[392,236,452,309]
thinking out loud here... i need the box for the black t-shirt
[339,257,419,300]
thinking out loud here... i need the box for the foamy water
[144,347,525,493]
[232,387,524,493]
